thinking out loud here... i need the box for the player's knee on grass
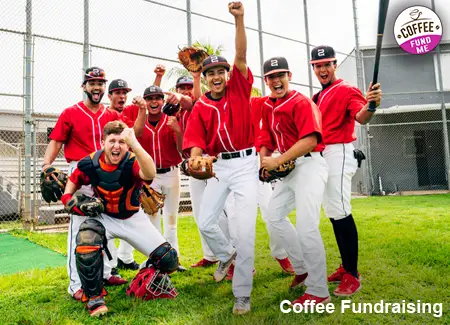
[75,218,106,299]
[146,242,179,274]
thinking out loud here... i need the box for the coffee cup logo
[394,6,442,55]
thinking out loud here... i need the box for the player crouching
[61,121,179,317]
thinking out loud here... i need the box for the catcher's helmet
[126,266,178,300]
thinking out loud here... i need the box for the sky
[0,0,448,114]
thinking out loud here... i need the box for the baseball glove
[259,160,296,183]
[162,103,180,116]
[140,183,166,215]
[180,156,217,180]
[40,166,68,203]
[64,194,104,217]
[177,46,209,72]
[353,149,366,168]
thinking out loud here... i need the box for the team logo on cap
[270,59,279,67]
[394,6,442,55]
[117,80,124,87]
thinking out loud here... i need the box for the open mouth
[111,151,121,158]
[273,85,284,95]
[92,91,101,102]
[118,100,125,106]
[320,74,328,82]
[150,104,159,110]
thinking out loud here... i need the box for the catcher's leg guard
[146,242,179,274]
[75,218,107,300]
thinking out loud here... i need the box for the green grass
[1,195,449,324]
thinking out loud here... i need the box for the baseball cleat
[104,275,128,286]
[328,265,346,283]
[276,257,295,274]
[225,263,256,281]
[232,296,251,315]
[213,251,237,282]
[291,293,331,306]
[190,258,218,268]
[177,265,188,272]
[87,296,108,317]
[117,259,140,270]
[289,272,308,289]
[72,288,84,302]
[333,273,361,296]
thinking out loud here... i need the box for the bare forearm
[259,147,273,164]
[133,109,147,137]
[190,146,203,158]
[192,75,202,102]
[153,75,163,87]
[133,145,156,180]
[355,104,375,125]
[43,140,63,168]
[64,180,77,195]
[180,96,193,111]
[234,15,248,76]
[175,130,184,153]
[276,134,318,165]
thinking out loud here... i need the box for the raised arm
[121,128,156,180]
[191,71,203,103]
[153,64,166,87]
[229,2,248,79]
[131,96,147,137]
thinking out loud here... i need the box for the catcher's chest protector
[78,150,140,218]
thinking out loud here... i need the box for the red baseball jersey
[137,115,182,169]
[312,79,367,144]
[182,65,254,157]
[250,96,268,152]
[178,108,191,133]
[118,104,139,127]
[50,101,121,162]
[257,90,324,153]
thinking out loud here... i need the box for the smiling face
[108,89,129,112]
[145,95,164,115]
[102,133,129,165]
[205,66,228,98]
[83,80,106,105]
[176,84,193,97]
[264,71,292,99]
[313,61,337,87]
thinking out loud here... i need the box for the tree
[167,41,262,97]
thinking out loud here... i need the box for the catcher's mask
[126,266,178,300]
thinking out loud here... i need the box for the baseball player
[182,2,257,315]
[104,78,141,272]
[310,45,382,296]
[258,56,330,306]
[42,67,133,301]
[122,85,187,272]
[61,121,179,316]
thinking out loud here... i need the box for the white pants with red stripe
[150,167,181,254]
[322,143,358,220]
[198,148,258,297]
[267,152,329,298]
[67,208,166,296]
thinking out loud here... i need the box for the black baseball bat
[368,0,390,112]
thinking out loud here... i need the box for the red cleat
[190,258,218,268]
[72,288,84,302]
[291,293,331,306]
[87,296,108,317]
[276,257,295,274]
[105,275,128,286]
[290,272,308,289]
[225,263,256,281]
[333,273,361,296]
[328,265,346,283]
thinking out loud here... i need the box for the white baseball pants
[198,148,258,297]
[322,143,358,220]
[267,152,329,298]
[150,167,181,254]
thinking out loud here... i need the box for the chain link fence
[0,0,448,230]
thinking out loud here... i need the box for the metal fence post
[352,0,373,195]
[186,0,192,46]
[303,0,313,98]
[431,0,450,189]
[256,0,265,96]
[83,0,90,100]
[23,0,33,230]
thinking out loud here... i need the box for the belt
[305,152,323,157]
[156,166,178,174]
[220,148,255,160]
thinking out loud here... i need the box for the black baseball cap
[143,85,164,99]
[202,55,230,76]
[176,76,194,87]
[263,57,290,77]
[83,67,107,85]
[108,79,132,94]
[310,45,336,64]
